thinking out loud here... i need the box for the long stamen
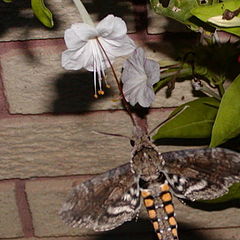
[96,38,136,126]
[93,58,98,98]
[95,42,105,95]
[96,41,111,90]
[91,41,98,98]
[92,41,104,96]
[103,76,110,88]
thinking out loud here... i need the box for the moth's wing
[60,163,141,231]
[161,148,240,201]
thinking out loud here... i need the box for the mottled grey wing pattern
[161,148,240,201]
[60,163,141,231]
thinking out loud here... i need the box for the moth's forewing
[60,163,141,231]
[161,148,240,201]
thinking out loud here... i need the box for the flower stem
[72,0,94,26]
[218,83,225,97]
[96,38,136,126]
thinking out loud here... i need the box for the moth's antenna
[96,39,136,127]
[92,130,131,140]
[149,105,189,135]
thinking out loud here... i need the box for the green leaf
[208,15,240,28]
[31,0,54,28]
[200,182,240,204]
[153,97,220,140]
[150,0,200,28]
[2,0,14,2]
[191,1,240,23]
[191,1,240,36]
[210,74,240,147]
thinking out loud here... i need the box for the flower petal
[96,15,127,39]
[62,39,109,72]
[62,42,93,70]
[138,86,155,107]
[123,83,141,106]
[121,49,147,100]
[121,48,159,107]
[99,36,136,61]
[64,23,98,49]
[122,48,146,81]
[144,59,160,85]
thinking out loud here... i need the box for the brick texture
[0,181,23,238]
[0,110,202,180]
[0,0,135,42]
[0,39,196,114]
[0,0,239,239]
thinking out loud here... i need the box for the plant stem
[218,83,225,97]
[201,85,221,100]
[72,0,94,26]
[96,38,136,126]
[154,68,191,92]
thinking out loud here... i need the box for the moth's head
[130,126,150,147]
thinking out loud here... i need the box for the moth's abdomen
[141,183,178,240]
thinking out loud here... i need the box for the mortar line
[182,225,240,231]
[0,63,10,116]
[132,0,148,38]
[15,179,34,238]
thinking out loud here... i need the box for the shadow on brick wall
[84,0,133,22]
[0,0,45,37]
[0,0,135,38]
[52,72,114,113]
[92,219,210,240]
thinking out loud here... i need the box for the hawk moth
[60,126,240,240]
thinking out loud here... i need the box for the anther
[98,90,104,95]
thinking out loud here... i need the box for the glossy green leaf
[210,74,240,147]
[191,1,240,23]
[153,97,220,140]
[150,0,200,29]
[200,182,240,204]
[2,0,14,2]
[208,15,240,27]
[191,1,240,36]
[31,0,54,28]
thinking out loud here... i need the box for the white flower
[62,14,136,98]
[121,48,160,107]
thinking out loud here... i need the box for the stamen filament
[92,41,98,98]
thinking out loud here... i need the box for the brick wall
[0,0,239,239]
